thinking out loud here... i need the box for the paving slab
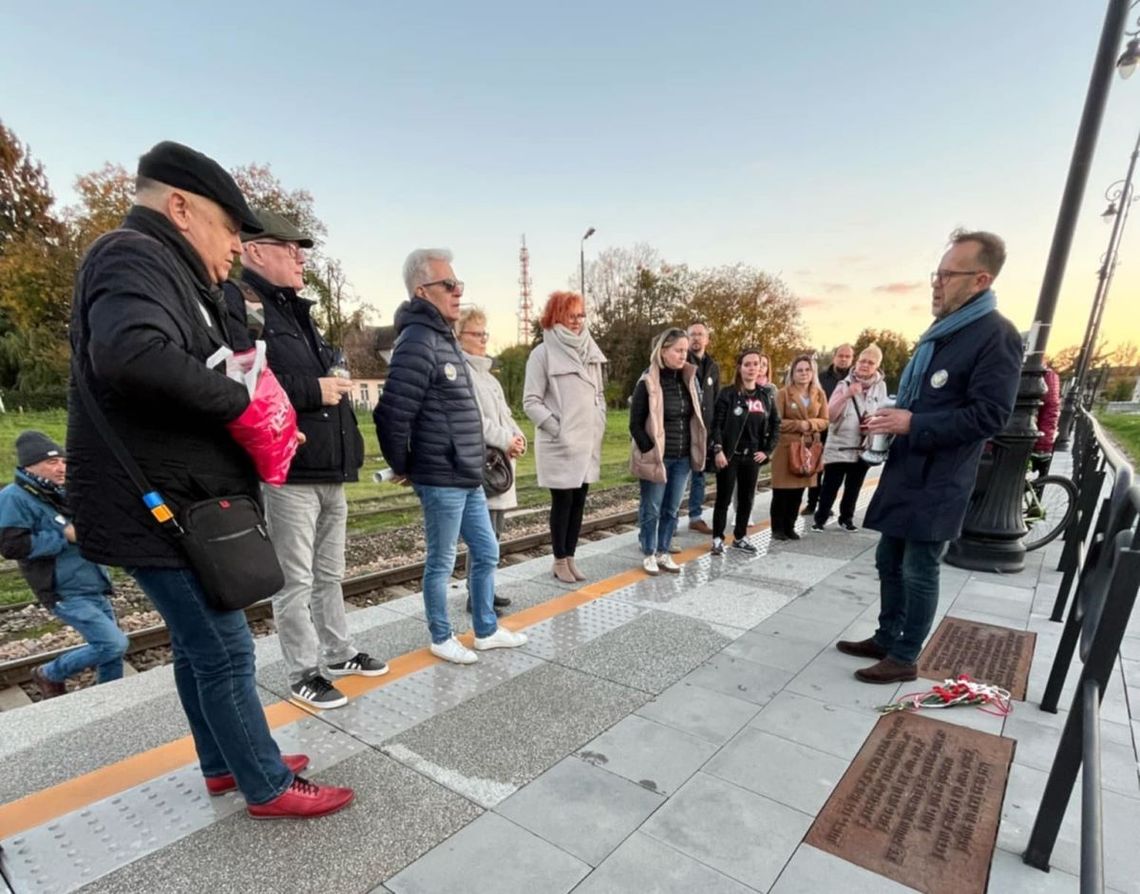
[614,576,791,630]
[552,609,731,694]
[386,811,589,894]
[634,679,761,745]
[721,629,828,674]
[494,757,663,866]
[382,662,648,807]
[75,749,482,894]
[575,713,718,796]
[642,772,812,891]
[770,844,918,893]
[573,831,755,894]
[785,650,903,712]
[748,690,879,761]
[705,727,848,815]
[682,651,794,707]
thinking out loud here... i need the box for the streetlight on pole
[945,0,1133,573]
[580,226,596,305]
[1054,133,1140,448]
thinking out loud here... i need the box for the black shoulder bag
[74,376,284,612]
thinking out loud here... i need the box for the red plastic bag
[222,343,299,486]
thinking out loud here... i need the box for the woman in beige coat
[523,291,607,583]
[769,354,829,540]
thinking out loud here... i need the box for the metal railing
[1023,409,1140,892]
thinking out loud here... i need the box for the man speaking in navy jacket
[836,229,1023,684]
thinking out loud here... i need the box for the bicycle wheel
[1023,475,1078,551]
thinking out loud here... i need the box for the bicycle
[1023,466,1077,551]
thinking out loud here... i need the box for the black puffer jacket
[223,270,363,483]
[374,298,484,487]
[67,207,254,567]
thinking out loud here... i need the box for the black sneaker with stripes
[327,652,389,678]
[290,674,348,709]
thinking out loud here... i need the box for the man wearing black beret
[66,140,353,819]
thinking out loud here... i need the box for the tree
[67,163,133,250]
[0,121,59,253]
[681,265,808,384]
[851,328,914,392]
[230,163,327,251]
[495,343,530,409]
[1047,339,1111,378]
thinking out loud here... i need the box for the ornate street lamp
[945,0,1133,572]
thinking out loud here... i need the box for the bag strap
[73,374,184,534]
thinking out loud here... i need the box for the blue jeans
[414,484,499,644]
[639,458,691,555]
[871,536,947,664]
[688,469,707,520]
[129,567,291,805]
[42,593,128,684]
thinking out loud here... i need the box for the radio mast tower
[517,234,533,344]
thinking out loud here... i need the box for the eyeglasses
[421,278,464,294]
[250,240,306,262]
[930,269,981,285]
[568,313,587,322]
[461,330,489,341]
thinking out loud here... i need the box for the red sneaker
[205,754,311,796]
[246,776,355,820]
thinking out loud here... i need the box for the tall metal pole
[946,0,1132,573]
[580,226,595,304]
[1056,130,1140,447]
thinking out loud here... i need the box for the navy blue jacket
[223,270,364,484]
[863,304,1022,542]
[0,473,112,607]
[373,298,484,488]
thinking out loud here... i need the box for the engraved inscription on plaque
[917,617,1036,700]
[807,712,1015,894]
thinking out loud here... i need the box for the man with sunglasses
[223,209,387,710]
[375,249,528,664]
[837,229,1022,685]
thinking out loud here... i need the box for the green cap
[242,208,314,248]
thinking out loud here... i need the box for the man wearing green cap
[224,209,385,710]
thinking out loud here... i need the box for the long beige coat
[464,351,525,510]
[523,332,608,490]
[770,385,829,488]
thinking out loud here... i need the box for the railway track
[0,506,642,689]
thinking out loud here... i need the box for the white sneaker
[430,635,478,664]
[656,553,681,574]
[642,554,660,575]
[473,626,528,650]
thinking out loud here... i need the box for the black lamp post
[580,227,596,305]
[945,0,1133,573]
[1054,135,1140,449]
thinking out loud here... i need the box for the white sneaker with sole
[656,553,681,573]
[473,627,528,650]
[430,635,478,664]
[642,554,660,575]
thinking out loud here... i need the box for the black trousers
[770,487,805,535]
[550,485,589,558]
[712,455,761,540]
[814,460,870,525]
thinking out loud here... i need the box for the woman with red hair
[524,291,608,583]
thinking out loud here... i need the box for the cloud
[793,269,813,278]
[872,281,924,294]
[838,255,868,266]
[798,295,830,308]
[820,282,849,293]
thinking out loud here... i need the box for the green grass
[0,408,68,472]
[1098,412,1140,464]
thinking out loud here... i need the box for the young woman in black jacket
[708,348,780,555]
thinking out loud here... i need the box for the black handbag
[75,375,283,612]
[483,446,514,496]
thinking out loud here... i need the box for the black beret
[137,141,261,233]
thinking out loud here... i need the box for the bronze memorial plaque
[806,712,1015,894]
[917,616,1036,700]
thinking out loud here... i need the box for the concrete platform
[1,458,1137,893]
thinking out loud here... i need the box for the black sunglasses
[420,278,464,294]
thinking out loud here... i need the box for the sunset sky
[4,1,1139,356]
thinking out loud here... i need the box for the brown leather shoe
[32,666,67,700]
[854,657,917,684]
[688,519,713,535]
[836,637,888,660]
